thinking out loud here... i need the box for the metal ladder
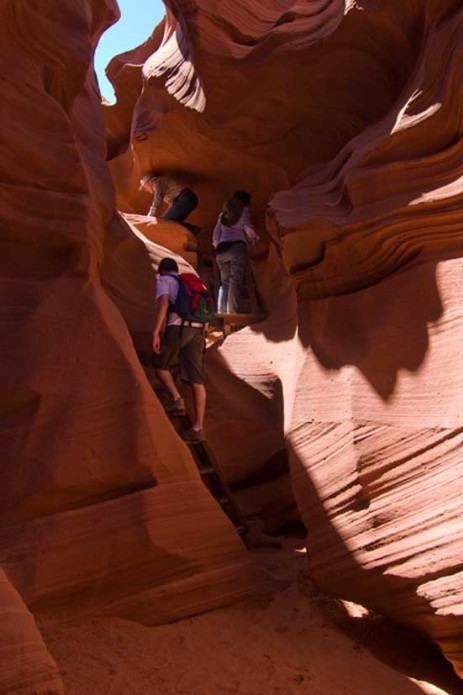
[175,415,282,549]
[146,384,282,550]
[169,411,249,540]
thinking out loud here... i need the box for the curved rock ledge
[0,0,272,657]
[103,0,463,675]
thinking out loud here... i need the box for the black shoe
[164,397,186,417]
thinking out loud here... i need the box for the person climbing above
[140,173,199,231]
[212,190,259,314]
[152,256,208,443]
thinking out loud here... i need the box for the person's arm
[152,294,169,353]
[242,207,259,243]
[212,217,222,248]
[148,179,163,217]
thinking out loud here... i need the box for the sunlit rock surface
[105,0,463,674]
[290,256,463,669]
[0,4,273,687]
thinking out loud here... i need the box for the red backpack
[169,273,215,323]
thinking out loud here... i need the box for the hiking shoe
[164,397,186,417]
[181,427,206,443]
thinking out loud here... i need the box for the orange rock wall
[0,570,63,694]
[0,1,271,688]
[290,257,463,667]
[104,0,463,674]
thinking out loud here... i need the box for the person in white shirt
[140,173,198,224]
[212,190,258,313]
[151,257,207,443]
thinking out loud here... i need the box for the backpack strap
[164,273,180,310]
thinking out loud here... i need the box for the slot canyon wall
[0,1,274,690]
[104,0,463,677]
[0,0,462,689]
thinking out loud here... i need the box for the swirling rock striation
[104,0,463,675]
[270,1,463,298]
[0,3,273,690]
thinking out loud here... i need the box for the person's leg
[161,190,198,222]
[161,199,188,222]
[227,243,247,313]
[179,328,207,441]
[154,368,181,401]
[152,327,185,414]
[191,383,206,430]
[216,254,231,313]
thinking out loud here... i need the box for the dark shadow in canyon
[287,439,463,691]
[321,604,463,695]
[296,258,446,400]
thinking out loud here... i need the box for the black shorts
[151,325,205,384]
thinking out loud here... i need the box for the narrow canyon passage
[1,1,462,692]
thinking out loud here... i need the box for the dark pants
[216,242,248,313]
[161,189,198,222]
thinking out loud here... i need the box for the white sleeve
[149,180,163,216]
[245,226,259,242]
[155,275,170,299]
[242,208,259,242]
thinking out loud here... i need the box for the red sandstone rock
[1,0,463,688]
[289,258,463,668]
[0,1,273,672]
[0,570,63,694]
[103,0,463,675]
[270,3,463,297]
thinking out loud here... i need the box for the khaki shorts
[151,325,205,384]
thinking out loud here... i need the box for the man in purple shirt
[152,257,207,443]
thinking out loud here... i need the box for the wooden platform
[212,312,266,326]
[209,312,266,339]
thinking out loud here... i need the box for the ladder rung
[177,409,248,532]
[198,464,215,474]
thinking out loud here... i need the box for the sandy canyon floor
[43,534,463,695]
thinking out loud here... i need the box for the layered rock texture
[105,0,463,676]
[0,1,273,689]
[1,0,462,689]
[0,570,63,694]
